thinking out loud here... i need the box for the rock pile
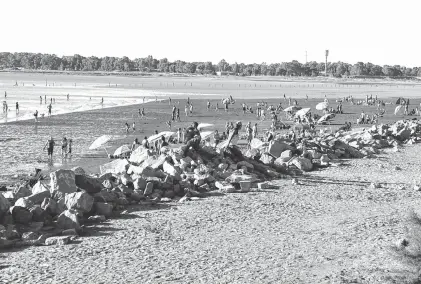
[1,119,420,248]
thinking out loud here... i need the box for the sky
[1,0,420,67]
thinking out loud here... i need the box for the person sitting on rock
[183,122,201,156]
[225,121,242,148]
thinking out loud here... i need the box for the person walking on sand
[185,104,189,117]
[43,136,55,161]
[177,128,182,143]
[34,110,38,122]
[132,122,136,131]
[189,103,193,116]
[176,108,180,121]
[67,94,69,101]
[215,102,219,112]
[15,102,19,114]
[252,123,258,139]
[40,96,42,105]
[44,95,46,104]
[207,100,211,111]
[67,139,73,158]
[169,97,172,105]
[101,97,104,105]
[125,122,130,133]
[4,91,6,99]
[47,104,52,117]
[171,105,176,121]
[61,137,68,158]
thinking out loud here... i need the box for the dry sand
[2,144,421,283]
[2,73,421,283]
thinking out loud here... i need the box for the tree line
[0,52,420,78]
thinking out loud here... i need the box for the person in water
[67,139,73,158]
[43,136,55,161]
[15,102,19,114]
[61,137,68,158]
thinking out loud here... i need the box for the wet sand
[1,73,421,183]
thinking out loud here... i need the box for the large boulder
[133,177,147,191]
[0,194,10,218]
[290,157,313,172]
[94,202,113,217]
[50,169,77,194]
[250,138,265,149]
[99,159,130,175]
[13,185,32,199]
[41,198,59,216]
[129,147,151,164]
[56,209,81,231]
[27,183,51,205]
[127,165,165,178]
[32,181,49,195]
[65,192,94,213]
[267,141,293,158]
[163,161,181,180]
[75,175,103,194]
[71,166,86,175]
[260,153,275,165]
[14,197,34,209]
[10,206,33,224]
[144,182,154,196]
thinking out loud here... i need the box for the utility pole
[325,50,329,77]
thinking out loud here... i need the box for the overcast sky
[1,0,419,67]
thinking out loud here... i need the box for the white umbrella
[200,131,213,140]
[295,108,311,117]
[148,131,175,143]
[316,102,329,111]
[89,135,124,150]
[317,113,335,123]
[394,105,402,115]
[198,123,214,129]
[113,144,131,156]
[283,106,301,112]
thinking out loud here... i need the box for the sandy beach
[1,73,421,183]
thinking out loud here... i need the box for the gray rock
[290,157,313,172]
[11,206,33,224]
[99,159,130,175]
[14,197,34,209]
[71,166,86,175]
[120,174,132,186]
[88,215,106,222]
[13,185,32,199]
[45,236,71,246]
[31,181,50,195]
[0,194,10,218]
[56,209,81,231]
[144,182,154,196]
[94,202,113,217]
[75,174,103,194]
[41,198,59,216]
[62,228,78,236]
[268,141,293,158]
[50,169,77,194]
[133,177,147,191]
[27,189,51,205]
[64,192,94,213]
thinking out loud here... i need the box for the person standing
[225,122,242,148]
[67,139,73,158]
[44,95,46,104]
[34,110,38,122]
[132,122,136,131]
[61,137,68,158]
[176,108,180,121]
[177,128,182,143]
[189,103,193,116]
[252,123,258,139]
[125,122,130,133]
[67,94,69,101]
[47,104,52,117]
[40,96,42,105]
[43,136,55,161]
[15,102,19,114]
[185,104,189,117]
[213,130,220,147]
[207,101,211,111]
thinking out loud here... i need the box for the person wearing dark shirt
[183,122,201,156]
[43,136,55,161]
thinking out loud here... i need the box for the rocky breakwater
[1,119,420,249]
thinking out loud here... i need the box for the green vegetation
[0,52,420,77]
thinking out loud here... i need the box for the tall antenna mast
[325,50,329,76]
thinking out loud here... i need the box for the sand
[2,73,421,282]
